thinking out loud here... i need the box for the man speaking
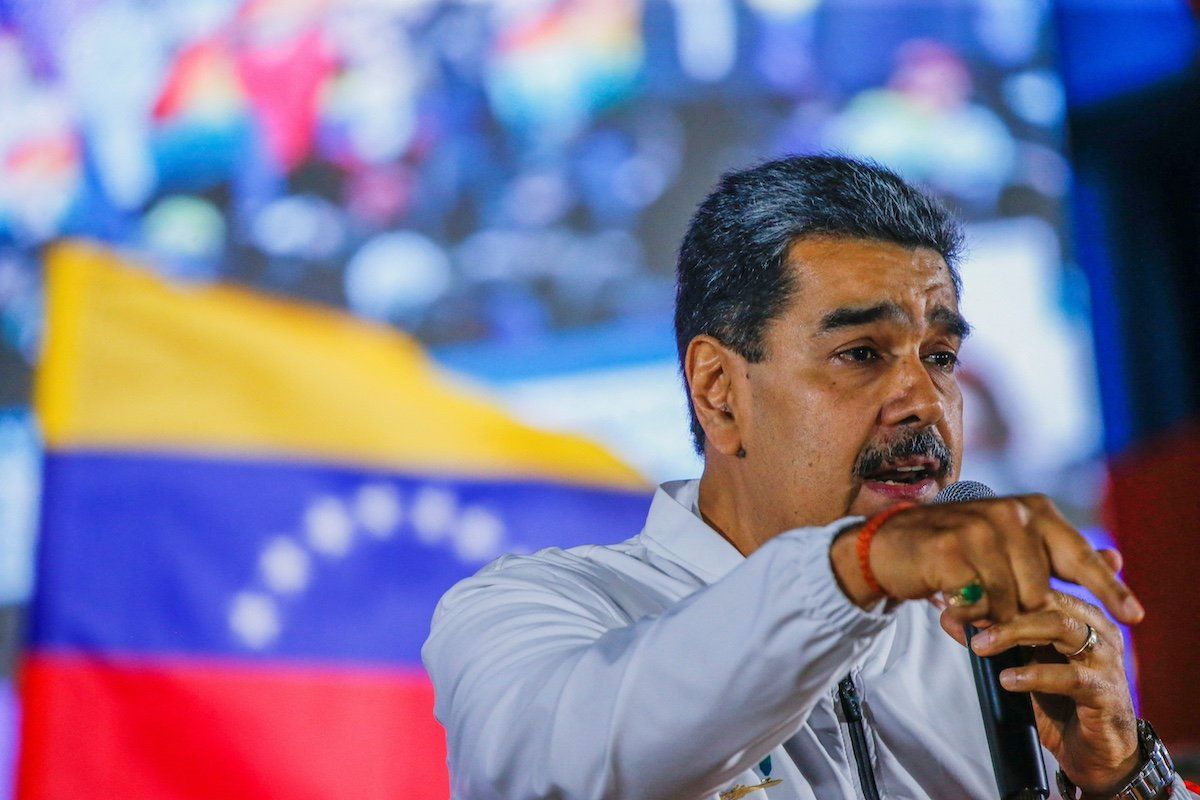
[422,155,1192,799]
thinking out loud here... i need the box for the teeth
[896,465,926,472]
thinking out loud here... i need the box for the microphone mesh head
[934,480,996,504]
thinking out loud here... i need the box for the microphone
[935,481,1049,800]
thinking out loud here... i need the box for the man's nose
[879,355,945,428]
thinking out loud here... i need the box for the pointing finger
[1020,497,1144,625]
[1098,548,1123,574]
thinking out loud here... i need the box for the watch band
[1056,720,1177,800]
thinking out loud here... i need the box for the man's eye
[839,346,879,363]
[925,351,958,370]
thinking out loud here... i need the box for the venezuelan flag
[18,242,651,798]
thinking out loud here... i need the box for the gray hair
[674,154,964,454]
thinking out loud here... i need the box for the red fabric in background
[16,653,449,799]
[1107,419,1200,752]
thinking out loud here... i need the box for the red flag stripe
[17,653,449,799]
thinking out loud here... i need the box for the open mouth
[853,430,953,503]
[861,457,942,487]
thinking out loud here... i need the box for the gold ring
[1066,624,1099,660]
[946,580,985,607]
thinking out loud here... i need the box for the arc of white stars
[229,481,511,651]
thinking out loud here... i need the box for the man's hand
[841,495,1144,627]
[827,493,1148,795]
[940,590,1140,795]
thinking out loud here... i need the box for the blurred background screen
[0,0,1196,797]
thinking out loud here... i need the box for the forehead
[782,235,958,320]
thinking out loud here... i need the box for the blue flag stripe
[31,451,651,665]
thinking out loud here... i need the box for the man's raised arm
[422,518,884,800]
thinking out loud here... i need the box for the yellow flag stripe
[36,241,646,490]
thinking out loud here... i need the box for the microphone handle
[964,624,1050,800]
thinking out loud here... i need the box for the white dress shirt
[424,478,1173,799]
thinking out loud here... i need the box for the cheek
[749,374,878,524]
[752,372,875,470]
[942,384,966,472]
[949,390,964,432]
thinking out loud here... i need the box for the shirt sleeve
[1174,775,1200,798]
[421,519,896,800]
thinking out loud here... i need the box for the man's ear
[684,335,745,458]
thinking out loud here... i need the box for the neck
[697,464,762,557]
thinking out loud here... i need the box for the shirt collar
[639,478,745,583]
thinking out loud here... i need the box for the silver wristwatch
[1056,719,1177,800]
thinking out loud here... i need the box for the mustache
[852,428,954,480]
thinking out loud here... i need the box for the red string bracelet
[855,502,916,597]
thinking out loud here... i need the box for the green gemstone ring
[947,580,985,607]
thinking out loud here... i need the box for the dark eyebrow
[817,301,972,339]
[929,305,972,339]
[818,302,910,333]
